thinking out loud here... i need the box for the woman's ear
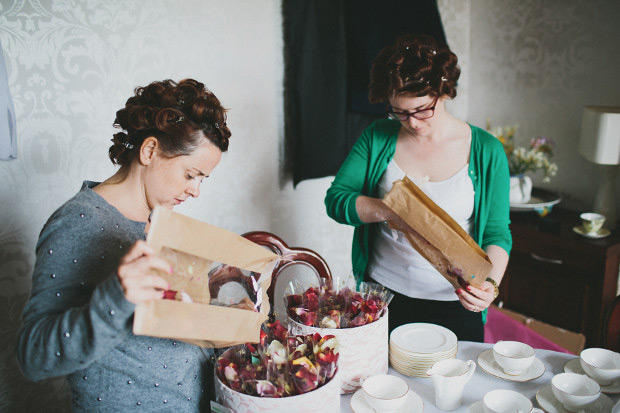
[139,137,159,165]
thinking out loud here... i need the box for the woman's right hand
[117,240,172,304]
[354,195,413,234]
[384,208,412,234]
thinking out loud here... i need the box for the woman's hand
[457,246,508,313]
[117,240,172,304]
[384,208,412,234]
[355,195,398,224]
[455,280,497,313]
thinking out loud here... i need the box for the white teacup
[580,212,605,234]
[482,389,535,413]
[580,348,620,386]
[492,341,535,375]
[362,374,409,412]
[551,372,601,412]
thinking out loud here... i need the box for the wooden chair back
[603,294,620,352]
[242,231,332,311]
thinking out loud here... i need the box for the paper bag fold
[133,207,279,347]
[382,177,492,289]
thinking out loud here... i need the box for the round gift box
[214,369,340,413]
[290,309,389,394]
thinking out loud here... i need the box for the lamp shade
[579,106,620,165]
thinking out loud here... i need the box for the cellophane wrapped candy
[215,320,339,398]
[284,278,393,329]
[286,278,391,394]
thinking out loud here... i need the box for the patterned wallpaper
[466,0,620,212]
[436,0,470,121]
[0,0,285,410]
[1,0,619,410]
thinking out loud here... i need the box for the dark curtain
[283,0,446,186]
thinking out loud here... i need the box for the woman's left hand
[455,280,496,313]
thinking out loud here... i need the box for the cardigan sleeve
[324,126,374,227]
[480,136,512,255]
[16,209,136,381]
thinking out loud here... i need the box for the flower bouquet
[489,123,558,182]
[487,121,558,205]
[285,279,392,393]
[214,320,341,412]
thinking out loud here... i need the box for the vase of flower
[487,122,558,204]
[509,175,533,204]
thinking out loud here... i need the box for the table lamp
[579,106,620,229]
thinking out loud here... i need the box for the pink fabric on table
[484,306,573,354]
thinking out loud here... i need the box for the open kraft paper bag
[382,177,492,289]
[133,207,279,348]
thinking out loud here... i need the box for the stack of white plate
[389,323,458,377]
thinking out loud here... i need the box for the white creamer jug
[427,359,476,411]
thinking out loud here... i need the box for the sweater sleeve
[16,209,137,382]
[480,137,512,255]
[324,125,375,227]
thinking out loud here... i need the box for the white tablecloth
[340,341,620,412]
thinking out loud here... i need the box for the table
[340,341,620,412]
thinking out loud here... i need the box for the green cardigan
[325,119,512,282]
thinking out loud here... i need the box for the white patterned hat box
[290,309,389,394]
[214,370,340,413]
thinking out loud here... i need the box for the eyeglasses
[386,97,438,121]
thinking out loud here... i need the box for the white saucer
[350,388,423,413]
[536,385,614,412]
[469,400,546,413]
[467,400,484,412]
[477,349,545,381]
[564,358,620,394]
[573,226,611,239]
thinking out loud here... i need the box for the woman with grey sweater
[17,79,230,412]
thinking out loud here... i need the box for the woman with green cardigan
[325,34,511,342]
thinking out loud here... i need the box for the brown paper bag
[133,207,279,347]
[382,177,492,289]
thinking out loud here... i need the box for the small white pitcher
[427,359,476,411]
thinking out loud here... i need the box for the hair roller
[108,78,231,168]
[369,34,460,103]
[155,108,185,131]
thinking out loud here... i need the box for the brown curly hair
[108,79,231,168]
[368,34,460,103]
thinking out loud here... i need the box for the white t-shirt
[367,158,475,301]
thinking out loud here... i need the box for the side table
[499,208,620,348]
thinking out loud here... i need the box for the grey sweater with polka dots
[17,181,212,412]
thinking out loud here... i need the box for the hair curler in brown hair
[108,79,231,168]
[369,34,460,104]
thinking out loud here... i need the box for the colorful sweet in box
[215,320,339,398]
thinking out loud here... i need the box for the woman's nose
[407,116,422,127]
[186,180,200,198]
